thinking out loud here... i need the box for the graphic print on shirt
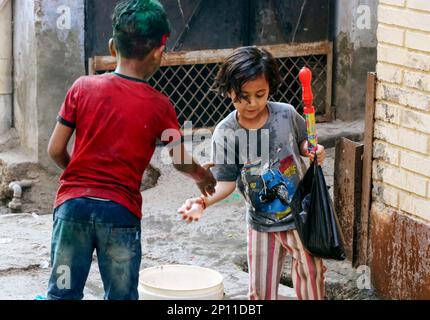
[240,152,299,221]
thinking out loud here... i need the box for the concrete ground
[0,120,377,300]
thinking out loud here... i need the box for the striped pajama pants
[247,227,326,300]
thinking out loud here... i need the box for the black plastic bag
[291,161,346,260]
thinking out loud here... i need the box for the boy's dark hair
[112,0,171,59]
[213,46,282,102]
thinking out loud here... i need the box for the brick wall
[374,0,430,222]
[370,0,430,299]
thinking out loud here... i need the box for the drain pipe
[8,180,35,213]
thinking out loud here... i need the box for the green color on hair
[112,0,170,59]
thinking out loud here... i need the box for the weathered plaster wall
[0,0,13,136]
[13,0,38,155]
[35,0,85,171]
[13,0,85,170]
[333,0,377,121]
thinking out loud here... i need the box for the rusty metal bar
[334,137,364,264]
[358,72,377,266]
[91,41,332,71]
[89,41,333,127]
[91,56,115,74]
[325,42,333,121]
[88,57,95,76]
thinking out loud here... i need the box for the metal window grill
[147,62,230,129]
[89,42,333,128]
[275,54,328,117]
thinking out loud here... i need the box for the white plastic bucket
[139,265,224,300]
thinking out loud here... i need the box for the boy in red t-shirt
[46,0,216,300]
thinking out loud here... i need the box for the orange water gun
[299,67,318,154]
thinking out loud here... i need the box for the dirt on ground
[0,141,377,300]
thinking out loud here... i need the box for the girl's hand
[301,141,326,166]
[309,144,326,166]
[177,197,205,223]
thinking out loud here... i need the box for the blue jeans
[47,197,141,300]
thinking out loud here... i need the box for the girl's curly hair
[213,46,281,102]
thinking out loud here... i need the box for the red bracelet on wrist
[199,196,207,210]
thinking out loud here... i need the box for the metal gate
[86,0,333,127]
[86,0,332,54]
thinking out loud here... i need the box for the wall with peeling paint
[371,0,430,299]
[0,0,12,137]
[35,0,86,171]
[12,0,85,170]
[13,0,38,155]
[333,0,377,121]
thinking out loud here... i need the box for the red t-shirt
[54,73,181,219]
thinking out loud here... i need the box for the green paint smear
[220,192,243,204]
[113,0,169,36]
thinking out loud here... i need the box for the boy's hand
[194,163,217,197]
[177,197,205,223]
[171,144,216,196]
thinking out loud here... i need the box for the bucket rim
[139,264,224,293]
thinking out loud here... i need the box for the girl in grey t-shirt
[178,46,327,300]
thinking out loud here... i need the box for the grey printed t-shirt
[211,101,308,232]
